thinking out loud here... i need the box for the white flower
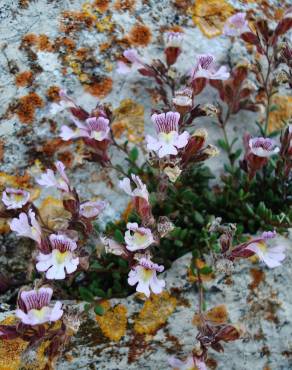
[119,174,149,202]
[36,161,70,192]
[168,355,207,370]
[165,31,184,48]
[2,188,30,210]
[146,112,189,158]
[246,232,286,268]
[36,234,79,280]
[128,256,165,297]
[249,137,280,157]
[124,222,154,251]
[9,210,42,243]
[16,287,63,326]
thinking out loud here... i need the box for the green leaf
[94,305,105,316]
[114,229,125,243]
[200,266,213,275]
[193,211,204,225]
[129,147,139,162]
[217,139,229,151]
[79,287,94,302]
[90,261,103,269]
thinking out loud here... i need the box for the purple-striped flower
[37,161,70,193]
[9,210,42,243]
[36,234,79,280]
[2,188,30,210]
[249,137,280,157]
[79,200,106,219]
[117,48,144,74]
[124,222,154,252]
[223,13,249,37]
[146,112,189,158]
[191,54,230,81]
[60,116,110,142]
[128,256,165,297]
[16,287,63,326]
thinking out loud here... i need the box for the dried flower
[146,112,189,158]
[164,165,182,182]
[60,116,110,141]
[191,54,230,81]
[2,188,30,210]
[9,210,42,243]
[223,13,249,37]
[128,256,165,297]
[101,236,125,256]
[168,355,207,370]
[16,287,63,325]
[124,222,154,251]
[79,200,106,218]
[202,103,218,117]
[36,234,79,280]
[249,137,280,157]
[49,89,77,115]
[37,161,71,193]
[172,88,193,113]
[119,174,149,201]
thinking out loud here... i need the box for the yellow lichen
[193,305,228,327]
[268,95,292,133]
[190,0,234,38]
[95,302,127,341]
[134,292,177,335]
[112,99,145,143]
[39,196,71,231]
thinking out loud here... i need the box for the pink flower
[2,188,30,210]
[119,174,149,202]
[124,222,154,252]
[223,13,249,37]
[168,355,207,370]
[246,232,286,268]
[79,200,106,218]
[165,31,184,48]
[117,48,145,74]
[9,210,42,243]
[36,161,70,193]
[146,112,189,158]
[191,54,230,81]
[128,256,165,297]
[60,116,110,142]
[249,137,280,157]
[36,234,79,280]
[16,287,63,326]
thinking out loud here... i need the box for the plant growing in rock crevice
[0,7,291,370]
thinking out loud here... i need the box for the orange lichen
[112,99,144,143]
[75,47,90,61]
[268,95,292,133]
[85,77,113,97]
[96,302,127,341]
[22,33,38,46]
[249,268,265,290]
[46,86,61,102]
[57,151,74,168]
[188,259,215,282]
[128,24,152,47]
[99,42,110,52]
[93,0,110,12]
[121,201,135,221]
[15,71,33,87]
[114,0,136,12]
[134,292,177,334]
[174,0,192,10]
[55,37,76,52]
[39,196,71,231]
[193,305,228,327]
[0,140,4,162]
[37,34,54,52]
[16,92,43,124]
